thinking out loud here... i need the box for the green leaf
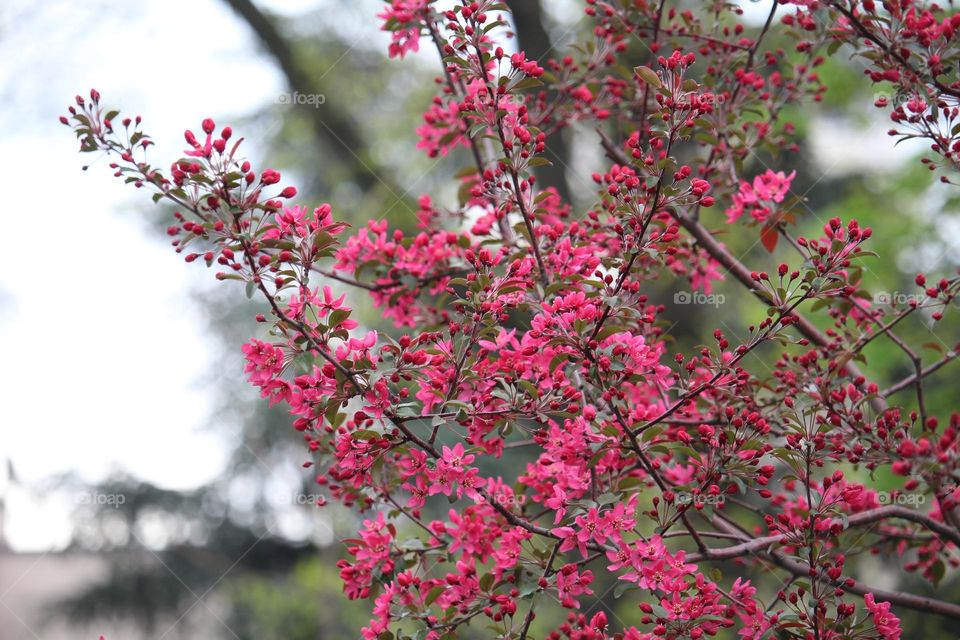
[512,76,544,91]
[641,426,663,442]
[597,492,619,506]
[931,559,946,587]
[518,379,540,400]
[328,308,351,328]
[634,66,663,89]
[479,573,495,591]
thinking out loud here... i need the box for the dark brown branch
[708,513,960,620]
[883,350,958,397]
[310,265,469,293]
[518,541,560,640]
[692,505,960,562]
[771,552,960,620]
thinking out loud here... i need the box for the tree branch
[692,504,960,562]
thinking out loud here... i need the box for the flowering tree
[63,1,960,638]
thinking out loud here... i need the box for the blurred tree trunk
[507,0,572,203]
[223,0,405,204]
[226,0,574,207]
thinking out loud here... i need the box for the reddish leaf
[761,224,779,252]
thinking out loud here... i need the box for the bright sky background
[0,0,305,551]
[0,0,910,552]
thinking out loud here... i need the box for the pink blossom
[726,169,796,224]
[865,593,902,640]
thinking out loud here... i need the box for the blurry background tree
[2,1,958,638]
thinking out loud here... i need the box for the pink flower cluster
[725,169,796,224]
[378,0,433,59]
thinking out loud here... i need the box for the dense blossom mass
[65,1,960,638]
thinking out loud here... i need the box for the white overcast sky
[0,0,322,551]
[0,0,909,552]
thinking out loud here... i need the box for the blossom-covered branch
[64,1,960,638]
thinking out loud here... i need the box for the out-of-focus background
[0,1,958,638]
